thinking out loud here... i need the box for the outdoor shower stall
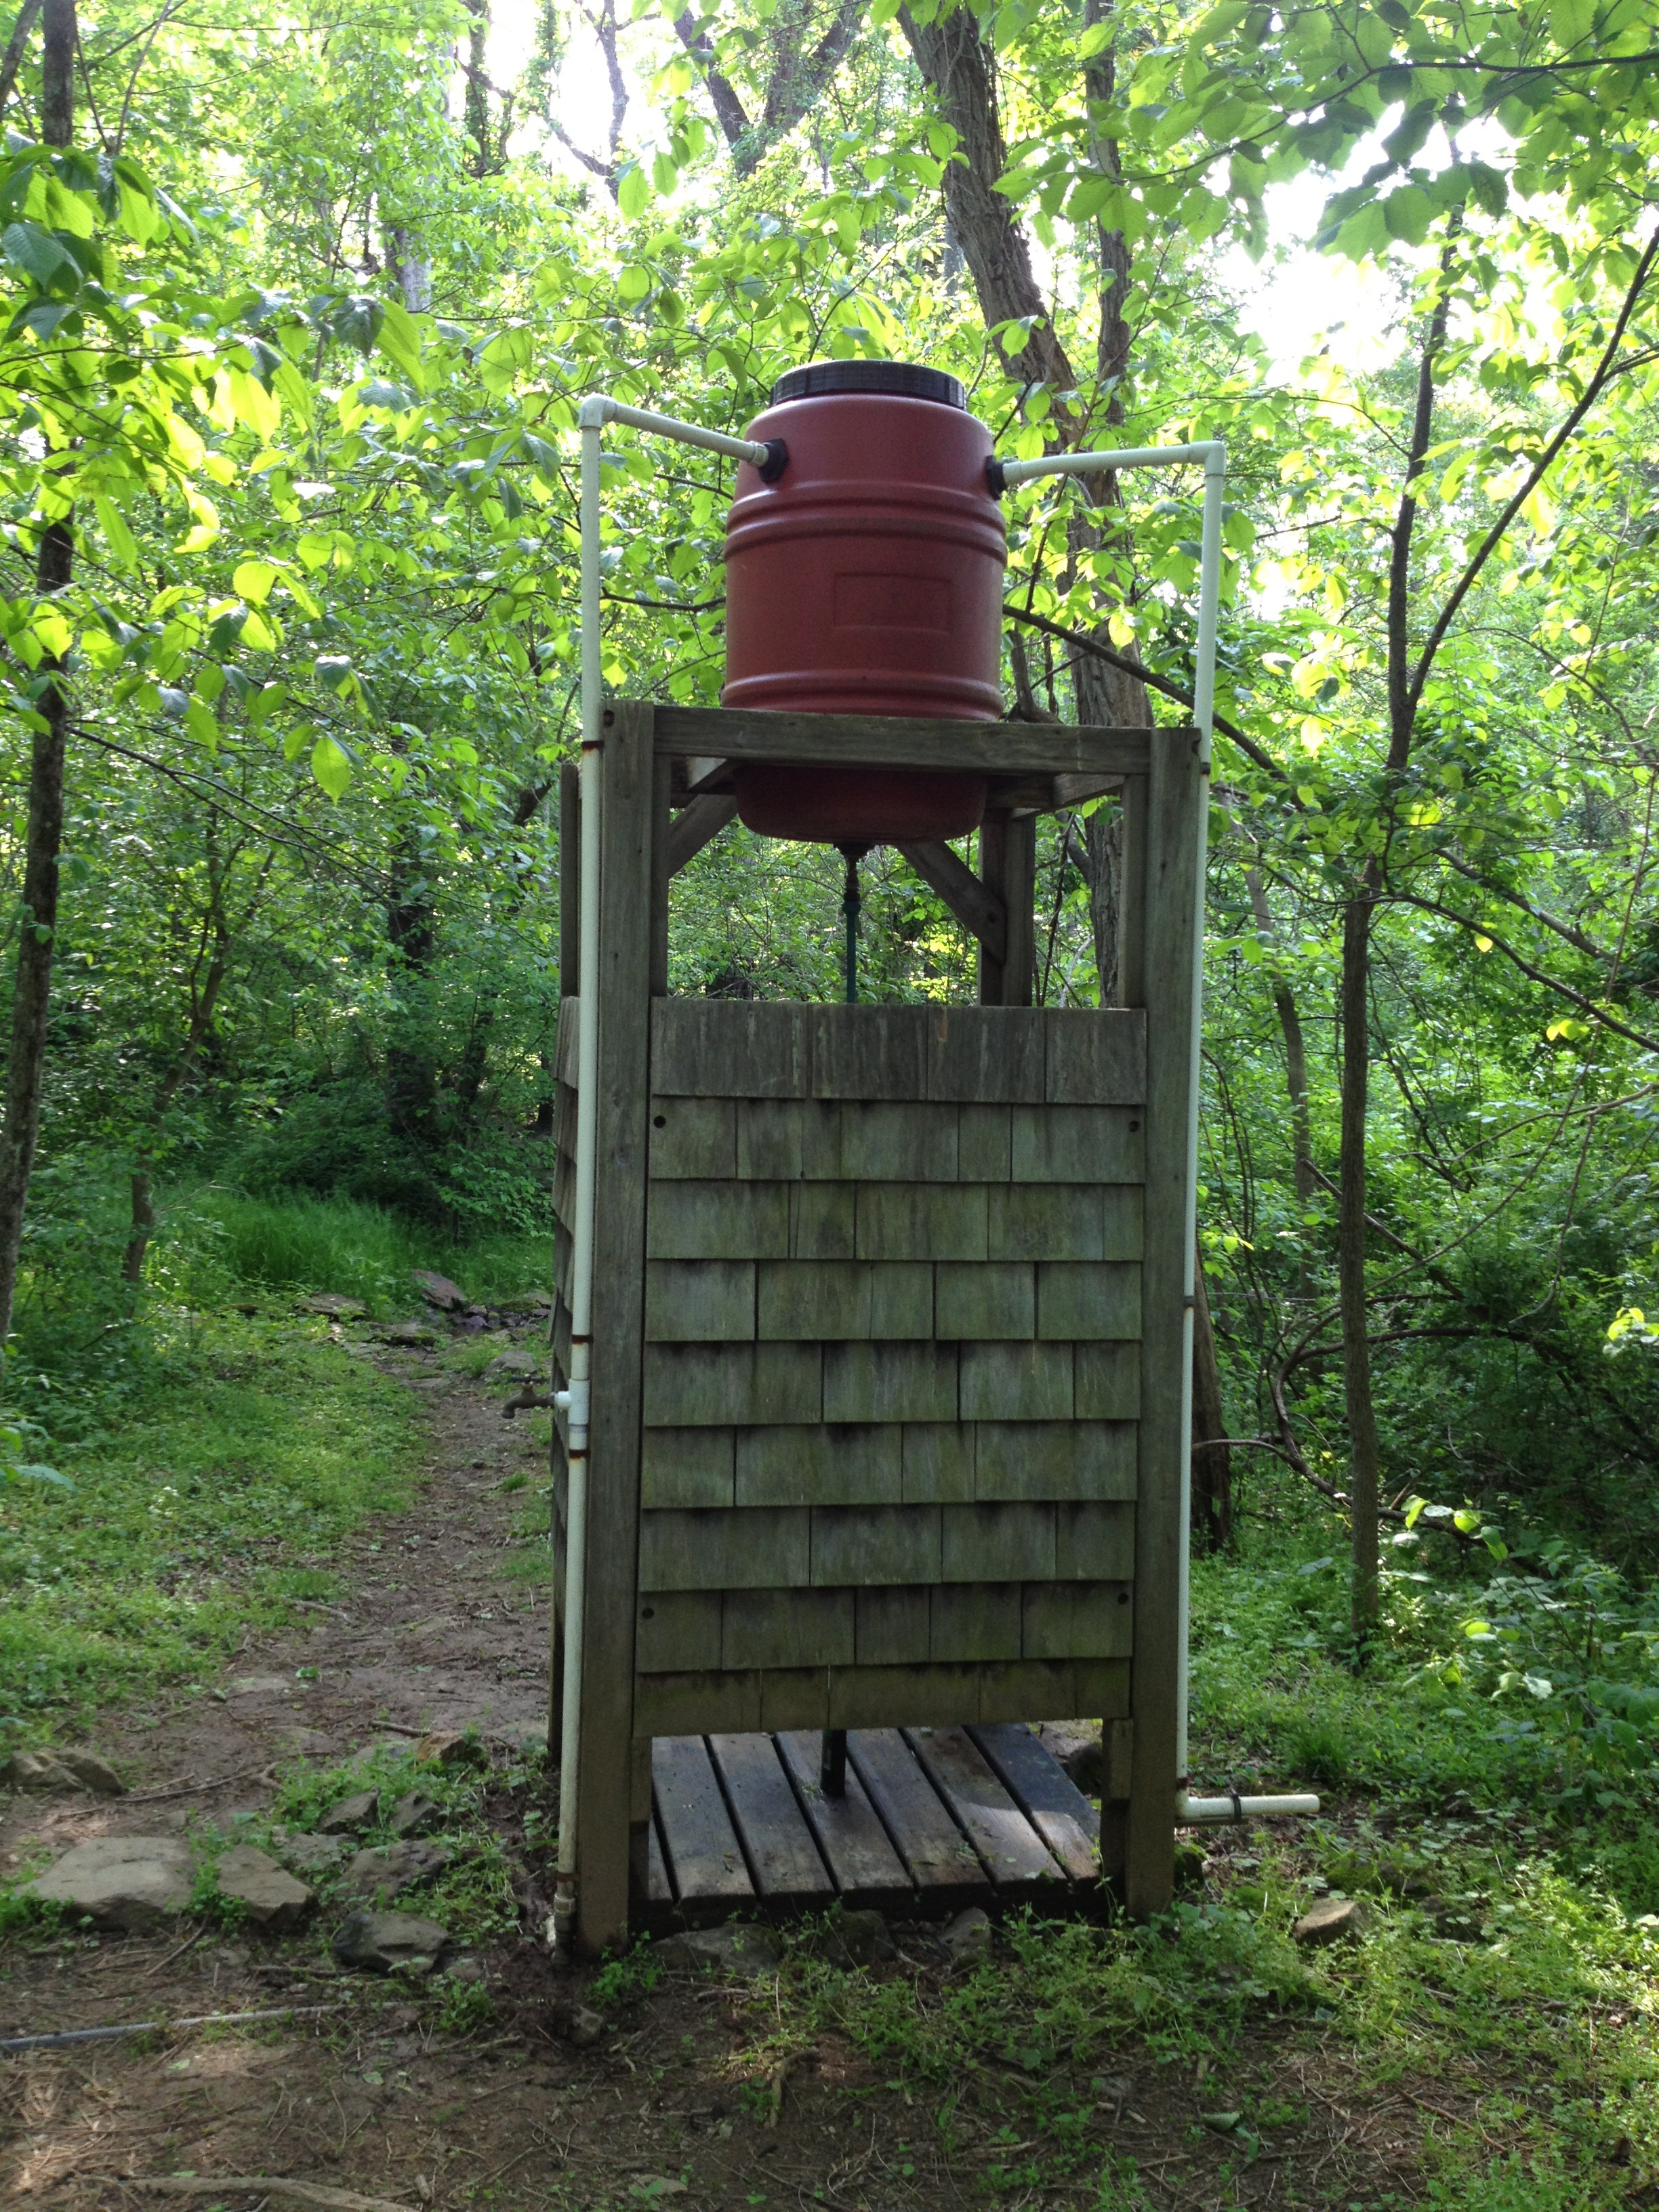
[544,380,1308,1958]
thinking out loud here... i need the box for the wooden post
[1125,730,1201,1917]
[977,809,1036,1006]
[1116,775,1146,1009]
[575,701,656,1956]
[649,754,674,1000]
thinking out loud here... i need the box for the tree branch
[1407,228,1659,720]
[1002,601,1294,787]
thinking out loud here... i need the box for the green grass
[0,1311,424,1738]
[263,1741,530,1948]
[180,1187,552,1315]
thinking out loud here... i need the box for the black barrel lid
[770,360,965,409]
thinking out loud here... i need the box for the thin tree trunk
[0,0,73,1354]
[1339,889,1381,1650]
[1190,1250,1231,1553]
[1341,243,1456,1652]
[0,0,41,120]
[1244,869,1314,1203]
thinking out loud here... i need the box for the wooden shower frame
[552,701,1202,1957]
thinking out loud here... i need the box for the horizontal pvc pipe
[1,2003,348,2053]
[1000,441,1225,484]
[1178,1793,1321,1824]
[586,394,769,466]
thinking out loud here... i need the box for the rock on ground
[380,1318,436,1347]
[388,1790,443,1836]
[275,1832,349,1875]
[214,1845,313,1930]
[300,1293,366,1317]
[828,1909,895,1965]
[941,1906,992,1965]
[24,1836,192,1930]
[1293,1896,1369,1946]
[2,1750,80,1793]
[485,1347,540,1378]
[415,1729,489,1768]
[333,1909,453,1973]
[412,1269,466,1311]
[342,1839,451,1900]
[54,1749,126,1796]
[318,1788,382,1835]
[655,1923,782,1977]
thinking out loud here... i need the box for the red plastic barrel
[722,361,1006,845]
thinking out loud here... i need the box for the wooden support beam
[574,699,656,1958]
[977,811,1036,1006]
[1125,727,1202,1919]
[655,705,1165,780]
[666,792,739,877]
[895,838,1006,964]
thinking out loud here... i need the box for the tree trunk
[1244,869,1314,1203]
[676,0,862,177]
[1190,1250,1231,1553]
[1340,888,1381,1652]
[0,0,74,1354]
[1340,245,1455,1653]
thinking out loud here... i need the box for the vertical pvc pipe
[1174,445,1225,1797]
[553,395,609,1952]
[550,394,772,1951]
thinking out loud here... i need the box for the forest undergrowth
[3,1198,1658,2209]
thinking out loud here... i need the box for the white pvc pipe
[552,392,769,1955]
[598,396,770,466]
[998,441,1221,484]
[996,441,1313,1828]
[1179,1793,1320,1824]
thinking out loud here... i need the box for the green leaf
[617,163,650,220]
[233,560,278,605]
[1,219,80,289]
[94,495,138,573]
[310,733,352,798]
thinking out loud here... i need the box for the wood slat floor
[642,1723,1103,1927]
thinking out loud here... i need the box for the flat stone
[318,1788,382,1835]
[494,1725,548,1761]
[442,1955,487,1985]
[54,1750,126,1797]
[276,1833,349,1876]
[228,1674,295,1698]
[381,1319,436,1347]
[565,2002,606,2045]
[655,1923,782,1978]
[1038,1721,1103,1796]
[24,1836,191,1931]
[486,1347,540,1378]
[300,1294,367,1317]
[342,1839,451,1900]
[412,1270,466,1311]
[415,1730,489,1769]
[332,1910,452,1974]
[941,1906,992,1966]
[387,1791,443,1838]
[829,1909,895,1965]
[274,1726,335,1757]
[1,1749,81,1793]
[216,1845,313,1931]
[1294,1896,1370,1946]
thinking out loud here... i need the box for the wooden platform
[642,1722,1103,1926]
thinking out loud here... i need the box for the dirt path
[0,1337,1435,2210]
